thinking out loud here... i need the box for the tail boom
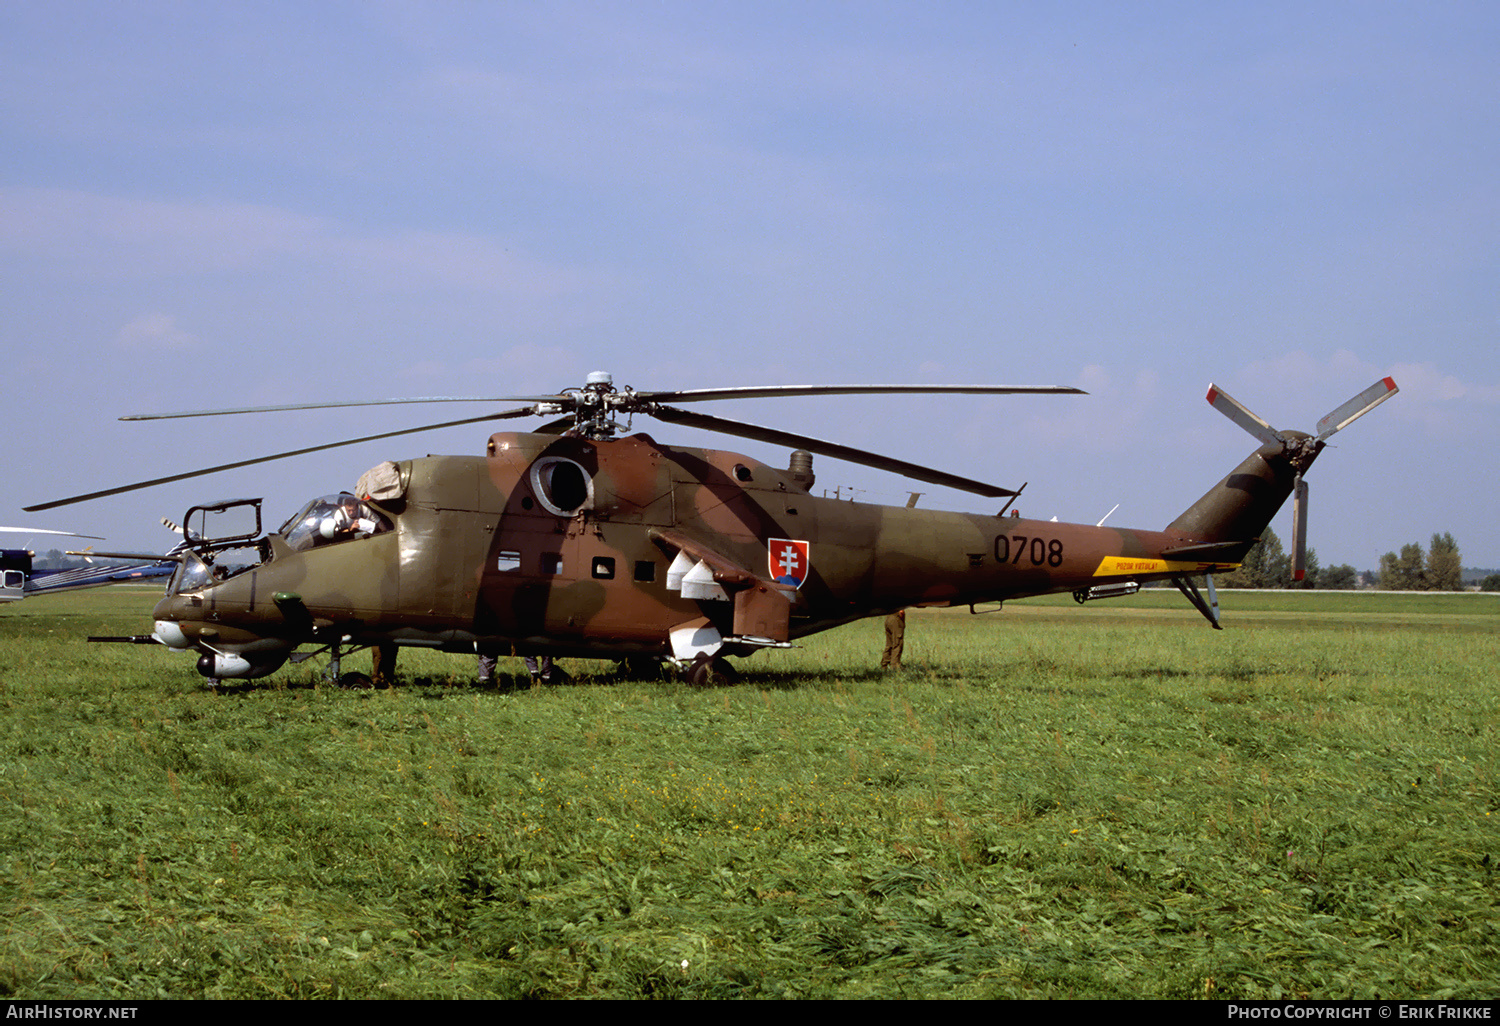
[1165,435,1316,546]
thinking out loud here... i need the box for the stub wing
[648,528,798,653]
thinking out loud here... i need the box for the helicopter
[26,372,1397,685]
[2,527,104,604]
[1,524,188,605]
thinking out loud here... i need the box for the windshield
[279,493,390,553]
[169,543,264,594]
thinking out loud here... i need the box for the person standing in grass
[372,640,398,687]
[881,609,905,671]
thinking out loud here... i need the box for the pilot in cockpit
[280,492,389,552]
[320,493,380,541]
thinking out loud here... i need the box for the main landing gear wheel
[685,654,739,687]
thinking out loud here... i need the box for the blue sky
[4,1,1497,569]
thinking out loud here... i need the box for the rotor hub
[571,371,630,439]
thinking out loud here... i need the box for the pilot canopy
[280,493,390,552]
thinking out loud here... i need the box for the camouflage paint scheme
[148,422,1310,680]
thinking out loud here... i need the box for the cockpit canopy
[280,493,390,553]
[166,493,391,595]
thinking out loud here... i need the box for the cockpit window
[280,493,390,553]
[168,543,267,594]
[174,551,214,593]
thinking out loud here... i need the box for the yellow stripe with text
[1092,556,1241,576]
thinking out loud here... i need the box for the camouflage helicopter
[27,372,1397,685]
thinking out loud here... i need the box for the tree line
[1216,530,1470,590]
[1376,532,1463,592]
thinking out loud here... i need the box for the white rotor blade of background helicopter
[0,526,106,539]
[1315,377,1399,441]
[24,408,538,512]
[1205,383,1285,445]
[648,404,1018,498]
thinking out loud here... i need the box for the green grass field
[2,588,1496,999]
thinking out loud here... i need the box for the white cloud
[1234,348,1500,436]
[1386,361,1499,404]
[0,187,327,276]
[0,187,610,303]
[116,313,198,350]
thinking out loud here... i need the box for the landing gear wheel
[336,671,373,689]
[686,654,738,687]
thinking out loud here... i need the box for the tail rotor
[1205,377,1398,581]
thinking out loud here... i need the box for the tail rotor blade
[1315,377,1399,441]
[1290,476,1309,582]
[1206,384,1284,445]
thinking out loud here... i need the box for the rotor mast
[573,370,631,440]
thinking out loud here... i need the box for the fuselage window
[592,556,615,579]
[496,550,521,572]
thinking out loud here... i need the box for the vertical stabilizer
[1167,435,1311,545]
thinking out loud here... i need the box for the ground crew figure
[372,640,398,687]
[524,655,553,686]
[474,650,557,688]
[476,648,499,686]
[881,609,905,671]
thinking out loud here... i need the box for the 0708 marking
[994,535,1063,567]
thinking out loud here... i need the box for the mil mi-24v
[26,372,1397,684]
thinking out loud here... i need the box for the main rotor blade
[634,384,1086,404]
[533,415,577,434]
[1314,377,1399,441]
[121,396,567,421]
[1205,383,1284,446]
[119,383,1087,420]
[648,405,1018,498]
[24,408,537,512]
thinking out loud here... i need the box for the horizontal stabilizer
[1159,539,1253,562]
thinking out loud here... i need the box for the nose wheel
[289,637,381,687]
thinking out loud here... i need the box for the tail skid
[1174,573,1221,629]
